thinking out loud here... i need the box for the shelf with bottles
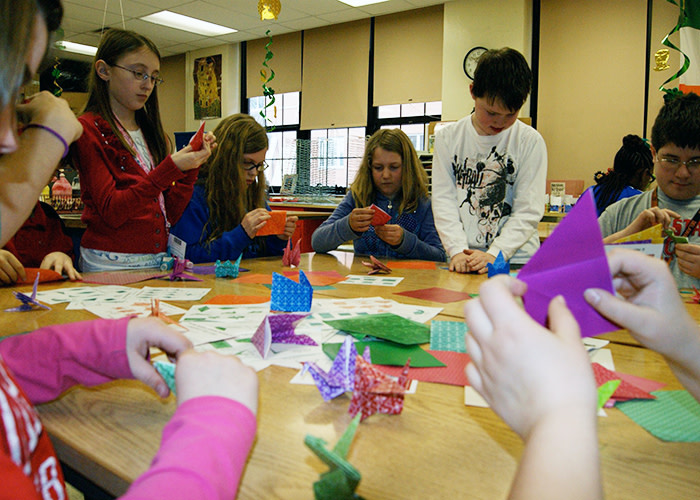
[40,165,83,213]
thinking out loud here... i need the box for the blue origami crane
[215,255,242,278]
[5,273,50,312]
[486,251,510,277]
[271,269,312,312]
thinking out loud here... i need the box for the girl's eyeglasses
[241,160,269,172]
[111,64,164,86]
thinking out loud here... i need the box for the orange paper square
[256,211,287,236]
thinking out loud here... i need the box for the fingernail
[584,289,600,305]
[553,294,566,306]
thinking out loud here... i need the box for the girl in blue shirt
[312,128,445,262]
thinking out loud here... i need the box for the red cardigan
[3,202,74,267]
[72,112,198,254]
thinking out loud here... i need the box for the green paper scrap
[153,360,176,395]
[323,341,445,368]
[617,390,700,442]
[323,313,430,345]
[597,379,621,410]
[305,414,364,500]
[430,321,467,353]
[211,340,232,349]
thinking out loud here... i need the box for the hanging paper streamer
[658,0,693,99]
[51,58,63,97]
[260,29,276,130]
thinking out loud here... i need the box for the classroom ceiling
[60,0,447,58]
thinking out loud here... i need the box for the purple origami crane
[305,336,357,401]
[165,257,202,281]
[518,190,617,337]
[5,273,50,312]
[251,313,316,358]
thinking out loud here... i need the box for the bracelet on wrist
[23,123,69,158]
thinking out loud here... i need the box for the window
[249,91,300,128]
[309,127,366,188]
[375,101,442,151]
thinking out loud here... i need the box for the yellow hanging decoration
[258,0,281,21]
[653,49,671,71]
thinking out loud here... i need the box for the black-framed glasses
[112,64,164,86]
[241,160,269,172]
[656,156,700,173]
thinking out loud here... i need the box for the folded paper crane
[251,313,316,358]
[349,347,410,421]
[361,255,391,275]
[5,273,50,312]
[271,270,313,312]
[283,239,301,267]
[165,257,202,281]
[150,298,183,328]
[215,255,242,278]
[369,204,391,226]
[188,120,206,151]
[306,337,357,401]
[486,251,510,277]
[304,414,364,500]
[517,190,617,337]
[153,360,177,395]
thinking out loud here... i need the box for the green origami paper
[323,341,445,368]
[596,379,621,410]
[617,390,700,442]
[153,360,176,395]
[323,313,430,345]
[305,414,364,500]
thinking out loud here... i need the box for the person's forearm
[0,129,65,245]
[509,409,602,500]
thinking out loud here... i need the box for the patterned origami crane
[5,273,50,312]
[215,255,242,278]
[164,257,202,281]
[306,337,357,401]
[282,238,301,267]
[361,255,391,275]
[304,414,364,500]
[251,313,316,358]
[271,270,313,312]
[349,347,410,421]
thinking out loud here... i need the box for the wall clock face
[463,46,488,80]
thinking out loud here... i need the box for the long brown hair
[198,114,268,244]
[350,128,429,214]
[83,28,168,165]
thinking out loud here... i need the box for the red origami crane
[348,347,410,421]
[283,239,301,267]
[361,255,391,275]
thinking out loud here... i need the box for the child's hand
[449,251,469,273]
[0,249,26,284]
[603,207,680,243]
[675,242,700,279]
[349,208,374,233]
[278,215,298,240]
[464,249,496,274]
[171,132,215,172]
[241,208,271,238]
[585,248,700,368]
[465,275,596,440]
[125,317,193,398]
[41,251,81,281]
[175,350,258,416]
[374,224,404,246]
[17,91,83,144]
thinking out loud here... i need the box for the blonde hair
[198,113,268,244]
[350,128,428,213]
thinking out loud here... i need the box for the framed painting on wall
[193,54,222,119]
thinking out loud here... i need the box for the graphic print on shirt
[451,146,516,247]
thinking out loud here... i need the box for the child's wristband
[23,123,69,158]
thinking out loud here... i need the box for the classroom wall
[160,54,186,141]
[441,0,532,122]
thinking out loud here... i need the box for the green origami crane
[304,414,365,500]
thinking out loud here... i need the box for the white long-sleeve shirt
[431,115,547,264]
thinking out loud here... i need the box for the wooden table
[3,252,699,499]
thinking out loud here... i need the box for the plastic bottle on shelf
[51,173,72,211]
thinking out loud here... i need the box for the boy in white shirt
[432,48,547,273]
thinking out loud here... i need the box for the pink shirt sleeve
[122,396,257,500]
[0,318,132,404]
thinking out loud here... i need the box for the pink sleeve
[122,397,257,500]
[0,318,132,404]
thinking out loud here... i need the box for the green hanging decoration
[51,58,63,97]
[260,29,276,131]
[658,0,692,100]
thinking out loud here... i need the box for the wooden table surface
[3,252,699,499]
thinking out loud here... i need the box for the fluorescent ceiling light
[338,0,389,6]
[140,11,237,36]
[55,41,98,56]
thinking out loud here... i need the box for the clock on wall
[463,46,488,80]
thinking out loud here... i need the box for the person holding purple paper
[463,249,700,500]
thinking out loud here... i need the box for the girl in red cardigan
[73,29,215,271]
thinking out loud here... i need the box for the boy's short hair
[651,92,700,151]
[472,48,532,112]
